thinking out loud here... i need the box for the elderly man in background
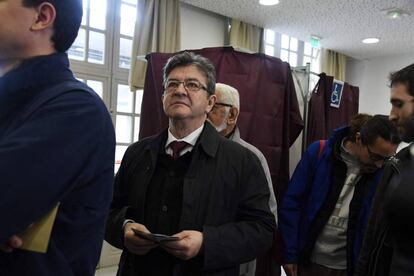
[208,83,278,276]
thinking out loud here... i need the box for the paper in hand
[19,203,60,253]
[132,228,179,243]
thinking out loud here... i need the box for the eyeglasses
[164,79,207,93]
[366,145,392,162]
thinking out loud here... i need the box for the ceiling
[181,0,414,60]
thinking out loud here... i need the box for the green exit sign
[310,36,320,48]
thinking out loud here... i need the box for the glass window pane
[119,38,133,69]
[290,37,298,51]
[123,0,137,5]
[134,116,140,142]
[120,3,137,37]
[289,52,297,67]
[265,45,274,56]
[88,31,105,64]
[87,80,103,99]
[311,59,320,73]
[312,48,319,58]
[280,49,289,62]
[82,0,88,26]
[303,56,311,66]
[115,145,128,174]
[304,42,312,56]
[117,84,133,112]
[310,75,318,90]
[68,28,86,61]
[265,29,275,44]
[90,0,107,30]
[135,89,143,114]
[116,115,132,143]
[281,34,289,49]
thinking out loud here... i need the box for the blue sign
[330,80,344,108]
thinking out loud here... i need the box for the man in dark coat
[0,0,115,275]
[356,63,414,276]
[105,51,276,276]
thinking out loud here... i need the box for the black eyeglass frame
[366,145,393,162]
[164,79,207,93]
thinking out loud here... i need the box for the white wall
[346,53,414,116]
[180,3,227,50]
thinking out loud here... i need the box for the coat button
[162,205,168,212]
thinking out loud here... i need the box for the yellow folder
[19,203,60,253]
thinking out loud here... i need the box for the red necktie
[169,141,190,160]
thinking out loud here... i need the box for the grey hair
[215,83,240,110]
[162,51,216,95]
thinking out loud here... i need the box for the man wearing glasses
[105,51,276,276]
[356,63,414,276]
[280,114,399,276]
[207,83,278,276]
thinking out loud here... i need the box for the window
[114,86,143,173]
[280,34,298,67]
[119,1,138,69]
[264,29,276,56]
[68,0,140,174]
[69,0,108,64]
[303,42,321,90]
[69,0,141,269]
[76,77,105,99]
[264,29,321,73]
[303,42,320,73]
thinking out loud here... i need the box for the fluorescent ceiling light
[362,38,379,44]
[259,0,279,6]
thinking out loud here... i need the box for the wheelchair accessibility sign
[330,79,344,108]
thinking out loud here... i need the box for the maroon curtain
[306,73,359,146]
[139,46,303,275]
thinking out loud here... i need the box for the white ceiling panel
[181,0,414,59]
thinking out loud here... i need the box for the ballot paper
[19,203,60,253]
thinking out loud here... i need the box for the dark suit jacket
[355,146,412,276]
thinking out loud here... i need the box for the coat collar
[329,126,349,145]
[227,126,241,142]
[197,121,220,158]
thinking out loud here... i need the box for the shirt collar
[165,124,204,152]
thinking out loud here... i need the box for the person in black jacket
[356,63,414,276]
[105,51,276,276]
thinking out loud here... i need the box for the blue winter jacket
[279,127,382,274]
[0,53,115,275]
